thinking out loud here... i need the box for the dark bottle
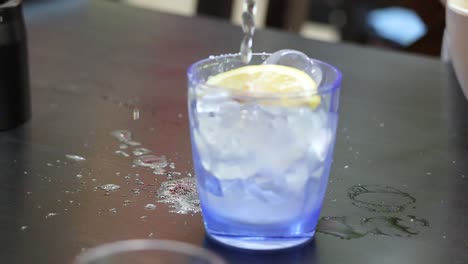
[0,0,30,130]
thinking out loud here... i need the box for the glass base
[208,232,314,251]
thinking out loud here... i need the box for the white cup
[447,0,468,97]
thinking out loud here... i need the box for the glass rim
[0,0,22,8]
[187,53,342,100]
[448,2,468,16]
[73,239,226,264]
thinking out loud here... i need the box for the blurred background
[25,0,446,57]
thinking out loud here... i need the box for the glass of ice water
[187,52,342,250]
[73,239,226,264]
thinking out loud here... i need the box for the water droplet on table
[65,154,86,162]
[115,150,130,157]
[20,225,28,231]
[119,144,128,149]
[133,108,140,120]
[344,165,349,169]
[110,130,141,146]
[135,180,145,185]
[76,174,83,179]
[98,184,121,192]
[140,215,148,220]
[126,140,141,146]
[133,155,168,175]
[153,167,166,175]
[109,208,118,214]
[132,148,152,156]
[110,130,132,142]
[45,213,58,219]
[144,204,156,210]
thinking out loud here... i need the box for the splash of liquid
[157,177,200,214]
[347,185,416,212]
[240,0,256,64]
[316,216,368,239]
[362,215,429,237]
[316,215,429,239]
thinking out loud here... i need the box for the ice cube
[284,163,309,192]
[308,128,332,162]
[193,131,213,171]
[212,161,257,180]
[196,93,228,114]
[264,49,323,85]
[202,171,223,196]
[245,174,288,203]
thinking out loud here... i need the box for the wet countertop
[1,1,468,263]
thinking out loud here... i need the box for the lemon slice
[206,64,320,108]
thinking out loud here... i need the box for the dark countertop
[1,1,467,263]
